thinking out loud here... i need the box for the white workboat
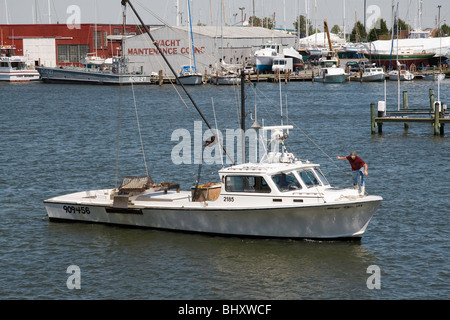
[314,66,349,83]
[44,0,382,240]
[0,45,40,82]
[361,67,386,82]
[44,124,382,239]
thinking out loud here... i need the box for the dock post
[377,101,385,134]
[371,103,376,134]
[158,70,163,86]
[403,91,409,130]
[256,69,259,82]
[429,89,435,110]
[434,102,440,135]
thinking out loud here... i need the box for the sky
[1,0,449,33]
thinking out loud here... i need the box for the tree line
[243,14,450,42]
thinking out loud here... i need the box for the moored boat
[314,65,349,83]
[0,45,40,82]
[361,66,386,82]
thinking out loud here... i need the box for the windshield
[298,170,321,187]
[272,172,302,192]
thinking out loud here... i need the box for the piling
[158,70,163,86]
[403,91,409,129]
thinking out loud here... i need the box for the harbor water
[0,78,448,300]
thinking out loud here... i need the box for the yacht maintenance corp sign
[127,39,206,56]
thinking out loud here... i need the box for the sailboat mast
[240,70,246,163]
[187,0,196,71]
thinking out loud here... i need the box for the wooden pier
[371,89,449,135]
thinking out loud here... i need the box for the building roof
[161,25,296,39]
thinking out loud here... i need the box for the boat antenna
[122,0,235,165]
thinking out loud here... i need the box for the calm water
[0,78,448,300]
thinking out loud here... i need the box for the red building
[0,23,145,67]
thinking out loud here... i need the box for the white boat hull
[314,74,349,83]
[44,189,382,240]
[0,70,40,82]
[361,73,386,82]
[209,76,241,85]
[422,73,445,81]
[177,74,203,85]
[388,71,415,81]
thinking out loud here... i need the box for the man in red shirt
[336,151,368,196]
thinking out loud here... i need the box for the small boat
[44,0,383,240]
[421,72,445,81]
[388,69,414,81]
[0,45,40,82]
[361,66,386,82]
[177,65,203,85]
[314,65,349,83]
[209,72,241,85]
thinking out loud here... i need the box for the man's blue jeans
[352,168,365,190]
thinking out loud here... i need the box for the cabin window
[225,176,271,193]
[298,170,321,187]
[315,169,329,185]
[271,172,302,192]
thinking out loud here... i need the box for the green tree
[249,16,262,27]
[293,15,314,36]
[350,21,367,42]
[367,18,389,41]
[330,24,341,35]
[439,23,450,36]
[392,18,410,35]
[262,17,274,30]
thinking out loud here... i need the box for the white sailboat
[177,0,202,85]
[44,0,383,240]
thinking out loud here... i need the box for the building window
[57,44,90,63]
[94,30,103,49]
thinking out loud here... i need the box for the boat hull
[314,74,349,83]
[209,76,241,85]
[44,190,382,240]
[361,73,386,82]
[176,74,203,85]
[255,56,274,73]
[36,66,151,85]
[364,53,435,68]
[0,70,40,82]
[421,73,445,81]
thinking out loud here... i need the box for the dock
[371,89,449,135]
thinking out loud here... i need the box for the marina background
[1,0,447,32]
[0,78,448,299]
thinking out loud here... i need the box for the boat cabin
[218,161,329,197]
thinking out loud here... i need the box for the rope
[131,82,149,177]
